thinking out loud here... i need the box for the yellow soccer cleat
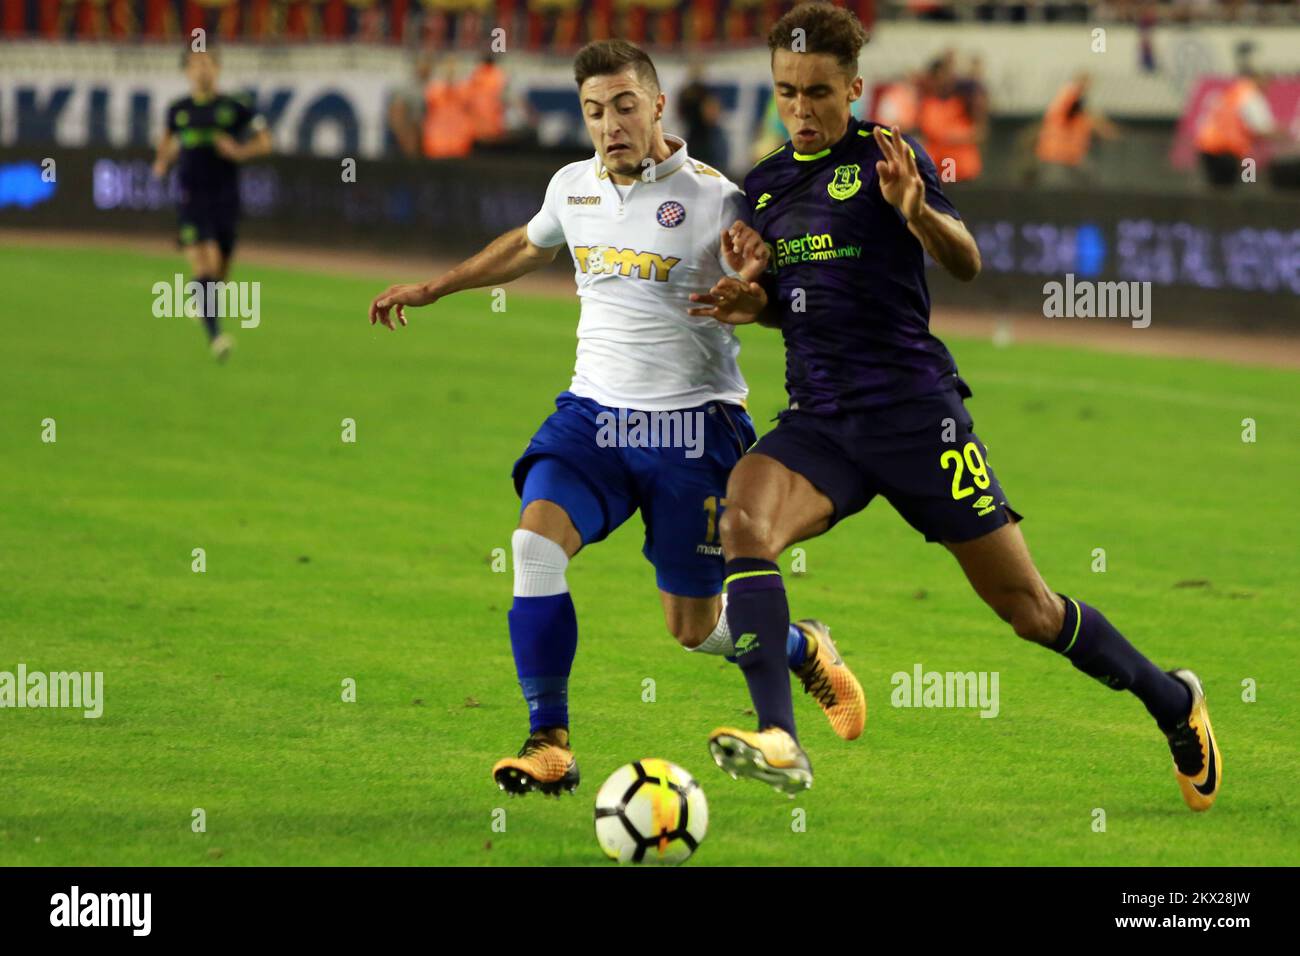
[792,619,866,740]
[492,729,580,797]
[708,726,812,797]
[1164,669,1222,812]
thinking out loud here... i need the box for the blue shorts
[512,391,756,597]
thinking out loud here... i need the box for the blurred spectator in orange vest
[423,57,475,159]
[876,71,921,134]
[1034,73,1119,186]
[918,53,986,183]
[1195,67,1279,189]
[466,55,508,144]
[389,57,431,159]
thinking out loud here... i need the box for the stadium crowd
[7,0,1298,45]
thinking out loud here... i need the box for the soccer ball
[594,759,708,865]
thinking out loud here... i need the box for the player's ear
[654,90,666,122]
[848,75,864,103]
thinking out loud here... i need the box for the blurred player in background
[152,48,272,361]
[689,2,1221,812]
[368,40,865,798]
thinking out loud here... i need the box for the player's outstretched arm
[368,225,561,330]
[873,125,982,282]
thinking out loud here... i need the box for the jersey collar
[791,119,861,163]
[595,133,688,182]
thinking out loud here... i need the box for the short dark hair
[767,1,870,74]
[573,39,659,93]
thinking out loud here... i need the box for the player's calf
[951,527,1210,808]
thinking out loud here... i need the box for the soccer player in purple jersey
[153,48,272,361]
[686,1,1220,809]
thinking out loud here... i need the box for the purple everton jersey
[745,117,963,415]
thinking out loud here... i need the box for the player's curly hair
[767,1,870,74]
[573,39,660,94]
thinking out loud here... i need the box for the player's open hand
[688,276,768,326]
[720,222,770,282]
[873,126,925,222]
[369,283,435,330]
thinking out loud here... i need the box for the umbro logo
[755,192,772,211]
[734,633,759,655]
[567,195,601,205]
[972,495,997,516]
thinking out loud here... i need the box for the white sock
[512,529,569,597]
[686,594,735,656]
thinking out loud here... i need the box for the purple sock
[1051,594,1191,730]
[724,558,797,740]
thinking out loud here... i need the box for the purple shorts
[749,384,1022,544]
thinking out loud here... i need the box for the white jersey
[526,135,749,411]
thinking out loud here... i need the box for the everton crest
[827,164,862,201]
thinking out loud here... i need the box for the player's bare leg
[492,498,582,797]
[184,239,232,360]
[946,520,1219,810]
[707,454,863,792]
[661,592,723,649]
[943,520,1062,644]
[722,453,834,562]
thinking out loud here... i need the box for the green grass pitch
[2,242,1298,866]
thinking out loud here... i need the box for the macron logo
[50,886,151,936]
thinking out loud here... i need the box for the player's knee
[1003,590,1060,644]
[719,505,779,562]
[517,500,580,556]
[512,524,564,558]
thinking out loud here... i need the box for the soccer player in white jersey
[368,40,864,796]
